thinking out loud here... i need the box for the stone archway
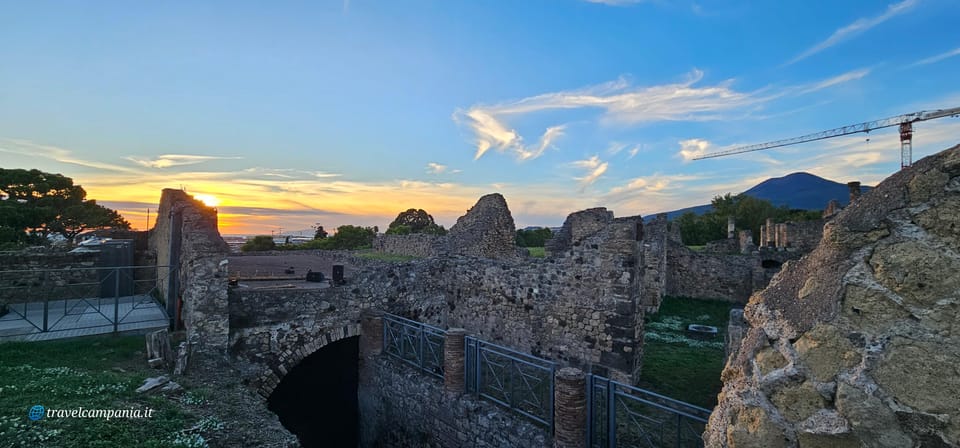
[260,324,362,448]
[252,323,362,398]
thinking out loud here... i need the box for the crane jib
[693,106,960,161]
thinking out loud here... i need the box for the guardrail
[587,374,711,448]
[0,265,173,339]
[382,313,445,379]
[466,336,555,428]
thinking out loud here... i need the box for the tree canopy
[676,193,822,246]
[0,168,130,244]
[240,235,276,252]
[385,208,446,235]
[516,227,553,247]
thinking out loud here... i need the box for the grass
[0,335,217,447]
[638,296,736,409]
[526,247,546,258]
[685,245,706,252]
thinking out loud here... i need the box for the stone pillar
[848,181,861,204]
[360,308,384,357]
[444,328,466,393]
[554,367,587,448]
[738,230,754,254]
[765,218,775,247]
[780,223,789,248]
[727,216,736,239]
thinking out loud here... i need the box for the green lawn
[526,247,546,258]
[0,335,216,447]
[638,296,736,409]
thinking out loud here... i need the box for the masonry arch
[263,324,362,448]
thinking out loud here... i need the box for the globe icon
[28,405,45,421]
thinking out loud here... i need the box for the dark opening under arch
[268,336,359,447]
[761,259,782,269]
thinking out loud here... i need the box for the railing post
[607,379,616,448]
[444,328,466,394]
[360,308,384,356]
[42,297,49,332]
[554,367,587,448]
[585,374,592,448]
[113,268,120,333]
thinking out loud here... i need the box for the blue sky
[1,0,958,234]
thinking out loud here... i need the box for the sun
[192,193,221,207]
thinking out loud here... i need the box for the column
[444,328,466,393]
[554,367,587,448]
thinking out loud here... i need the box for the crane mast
[693,106,960,168]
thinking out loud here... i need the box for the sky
[1,0,959,235]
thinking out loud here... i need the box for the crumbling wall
[639,214,669,312]
[150,189,230,353]
[372,233,446,258]
[704,144,960,447]
[545,207,614,256]
[446,193,520,260]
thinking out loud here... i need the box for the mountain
[651,172,873,220]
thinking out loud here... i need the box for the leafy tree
[320,225,377,250]
[385,208,446,235]
[312,224,328,240]
[0,168,129,243]
[676,193,823,246]
[515,227,554,247]
[241,235,276,252]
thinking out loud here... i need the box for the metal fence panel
[382,314,445,379]
[0,265,173,340]
[465,336,555,428]
[587,374,711,448]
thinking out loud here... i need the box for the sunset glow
[2,2,958,236]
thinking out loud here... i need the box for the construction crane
[693,106,960,169]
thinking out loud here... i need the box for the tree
[241,235,276,252]
[676,193,822,246]
[312,224,328,240]
[385,208,447,235]
[0,168,129,243]
[321,225,377,250]
[515,227,553,247]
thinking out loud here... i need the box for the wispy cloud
[425,162,462,175]
[785,0,918,65]
[127,154,242,169]
[571,155,608,187]
[628,145,641,158]
[0,139,143,174]
[456,70,764,161]
[799,67,872,94]
[908,46,960,67]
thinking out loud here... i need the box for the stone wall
[149,189,230,353]
[446,193,520,260]
[704,144,960,447]
[372,233,445,258]
[666,242,762,303]
[638,214,669,312]
[360,355,549,447]
[545,207,614,256]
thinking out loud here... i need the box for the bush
[240,235,276,252]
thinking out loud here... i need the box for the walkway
[0,295,169,342]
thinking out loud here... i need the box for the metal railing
[382,313,445,379]
[0,265,173,339]
[466,336,555,428]
[587,374,711,448]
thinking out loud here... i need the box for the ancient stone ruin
[705,144,960,447]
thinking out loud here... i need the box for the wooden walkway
[0,295,169,342]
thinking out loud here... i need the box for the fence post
[113,268,120,333]
[554,367,587,448]
[360,308,384,356]
[444,328,466,394]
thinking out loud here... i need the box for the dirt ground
[228,252,362,289]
